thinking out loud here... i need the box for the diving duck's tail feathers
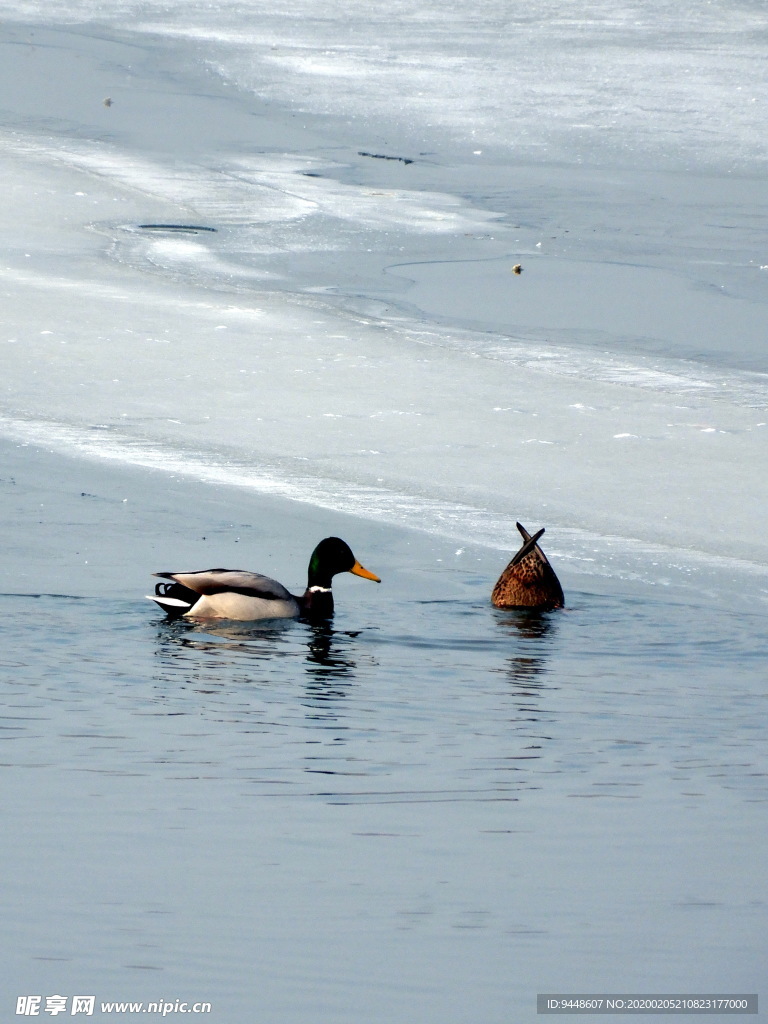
[516,522,532,541]
[508,527,545,567]
[492,523,564,610]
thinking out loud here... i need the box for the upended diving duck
[147,536,380,621]
[491,522,564,610]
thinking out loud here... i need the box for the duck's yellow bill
[350,561,381,583]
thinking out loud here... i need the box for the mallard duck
[491,522,564,610]
[147,536,380,621]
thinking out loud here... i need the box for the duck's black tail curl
[148,580,198,619]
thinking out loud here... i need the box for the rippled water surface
[3,529,766,1021]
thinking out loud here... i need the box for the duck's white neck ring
[308,585,331,593]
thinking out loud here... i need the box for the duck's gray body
[150,569,302,620]
[147,537,380,622]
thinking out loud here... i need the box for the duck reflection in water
[305,621,359,680]
[302,622,361,712]
[493,606,560,685]
[151,615,361,694]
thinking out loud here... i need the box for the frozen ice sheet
[3,0,765,173]
[0,12,765,600]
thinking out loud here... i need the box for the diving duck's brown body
[491,522,564,610]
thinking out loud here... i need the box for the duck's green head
[308,537,381,589]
